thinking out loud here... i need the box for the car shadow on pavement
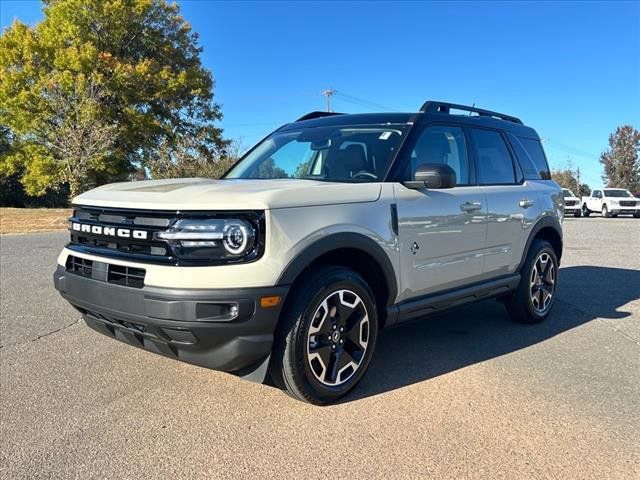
[342,266,640,403]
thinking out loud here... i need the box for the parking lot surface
[1,217,639,479]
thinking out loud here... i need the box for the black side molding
[390,203,399,235]
[387,274,520,326]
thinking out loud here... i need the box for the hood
[72,178,382,210]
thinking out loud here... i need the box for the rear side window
[518,137,551,180]
[507,133,540,180]
[470,128,516,185]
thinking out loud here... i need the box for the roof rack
[296,111,345,122]
[420,101,523,125]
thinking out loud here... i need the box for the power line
[334,91,399,112]
[543,139,599,160]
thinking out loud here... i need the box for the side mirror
[403,163,456,190]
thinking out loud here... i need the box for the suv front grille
[69,206,175,264]
[564,200,577,206]
[619,201,636,207]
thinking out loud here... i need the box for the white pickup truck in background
[581,188,640,218]
[562,188,581,217]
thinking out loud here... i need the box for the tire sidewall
[522,242,558,321]
[288,268,378,402]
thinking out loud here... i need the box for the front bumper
[609,206,640,215]
[53,264,288,376]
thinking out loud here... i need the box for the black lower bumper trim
[54,265,288,373]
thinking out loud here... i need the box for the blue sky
[2,1,639,187]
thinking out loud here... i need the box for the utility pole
[322,89,336,112]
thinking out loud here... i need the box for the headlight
[156,218,258,263]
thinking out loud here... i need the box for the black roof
[280,101,540,140]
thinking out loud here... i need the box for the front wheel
[634,211,640,218]
[602,205,611,218]
[505,240,558,324]
[269,265,378,404]
[573,209,582,218]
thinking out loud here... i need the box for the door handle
[460,201,483,212]
[519,198,535,208]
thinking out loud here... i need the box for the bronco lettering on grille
[71,222,148,240]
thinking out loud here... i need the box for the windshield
[562,189,576,197]
[604,189,632,197]
[225,125,408,182]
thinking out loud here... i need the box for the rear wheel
[602,204,611,218]
[582,204,591,217]
[505,240,558,324]
[269,265,378,405]
[573,209,581,218]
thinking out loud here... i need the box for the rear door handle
[519,198,535,209]
[460,201,483,212]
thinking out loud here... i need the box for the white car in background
[562,188,581,217]
[581,188,640,218]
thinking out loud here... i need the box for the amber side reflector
[260,295,281,308]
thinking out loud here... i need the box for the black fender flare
[517,215,563,271]
[276,232,398,305]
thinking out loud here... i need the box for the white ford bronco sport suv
[54,101,563,404]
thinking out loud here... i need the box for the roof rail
[296,111,345,122]
[420,101,523,125]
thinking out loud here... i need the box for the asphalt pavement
[1,217,639,479]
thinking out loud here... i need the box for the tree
[147,136,240,180]
[255,158,288,179]
[3,79,116,198]
[552,159,590,196]
[600,125,640,193]
[578,183,591,197]
[0,0,227,199]
[552,167,580,194]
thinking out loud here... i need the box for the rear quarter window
[513,136,551,180]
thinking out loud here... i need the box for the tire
[573,209,581,218]
[602,204,611,218]
[269,265,378,405]
[612,213,618,218]
[582,204,591,217]
[505,239,558,324]
[634,211,640,218]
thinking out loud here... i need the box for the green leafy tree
[148,136,240,180]
[0,0,227,199]
[552,167,580,194]
[600,125,640,193]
